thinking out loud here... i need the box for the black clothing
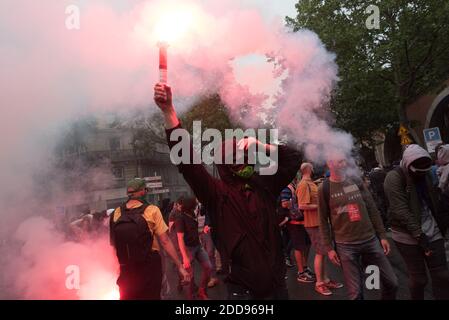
[175,212,200,247]
[166,124,301,298]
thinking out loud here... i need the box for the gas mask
[232,165,255,179]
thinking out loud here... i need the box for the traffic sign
[398,124,409,136]
[398,124,413,146]
[149,188,170,195]
[144,176,162,182]
[400,136,413,145]
[423,127,442,153]
[146,182,163,188]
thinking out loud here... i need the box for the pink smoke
[7,217,119,300]
[1,0,355,299]
[1,0,351,164]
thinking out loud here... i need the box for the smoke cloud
[6,217,118,299]
[0,0,354,299]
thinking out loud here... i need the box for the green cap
[127,178,146,193]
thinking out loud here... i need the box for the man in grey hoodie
[384,144,449,300]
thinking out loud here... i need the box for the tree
[129,112,168,157]
[181,94,237,136]
[286,0,449,147]
[54,117,97,158]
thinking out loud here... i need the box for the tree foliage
[180,94,237,136]
[286,0,449,147]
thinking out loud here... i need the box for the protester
[280,186,314,283]
[368,165,389,228]
[437,144,449,194]
[69,213,94,241]
[277,196,294,269]
[175,197,212,300]
[318,156,398,300]
[297,162,343,296]
[110,178,189,300]
[384,144,449,300]
[154,82,302,299]
[169,198,183,251]
[198,203,220,288]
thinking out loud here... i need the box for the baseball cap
[280,187,292,202]
[126,178,146,193]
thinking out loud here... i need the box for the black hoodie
[166,124,301,298]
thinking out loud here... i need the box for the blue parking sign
[423,127,442,153]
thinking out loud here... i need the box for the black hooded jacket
[166,124,301,298]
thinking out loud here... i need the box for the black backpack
[110,203,154,266]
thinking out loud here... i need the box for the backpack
[286,183,304,221]
[386,167,449,236]
[110,202,154,266]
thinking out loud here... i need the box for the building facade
[58,118,192,218]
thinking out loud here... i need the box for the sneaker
[304,267,316,280]
[297,271,315,283]
[325,280,344,289]
[285,258,294,268]
[315,283,332,296]
[207,277,219,288]
[197,288,210,300]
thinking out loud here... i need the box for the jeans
[395,239,449,300]
[200,232,217,277]
[184,245,212,299]
[336,237,398,300]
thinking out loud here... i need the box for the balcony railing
[60,148,170,164]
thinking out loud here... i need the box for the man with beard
[154,83,301,299]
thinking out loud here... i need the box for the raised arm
[154,83,179,129]
[154,83,220,207]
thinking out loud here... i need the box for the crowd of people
[79,82,449,300]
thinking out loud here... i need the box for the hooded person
[109,178,189,300]
[437,144,449,193]
[154,83,302,299]
[384,144,449,300]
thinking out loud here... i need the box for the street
[0,235,447,300]
[165,236,449,300]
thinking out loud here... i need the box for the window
[109,137,121,151]
[111,166,124,179]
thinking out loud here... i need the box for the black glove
[417,233,432,256]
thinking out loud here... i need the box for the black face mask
[410,171,428,180]
[180,198,197,215]
[408,164,431,180]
